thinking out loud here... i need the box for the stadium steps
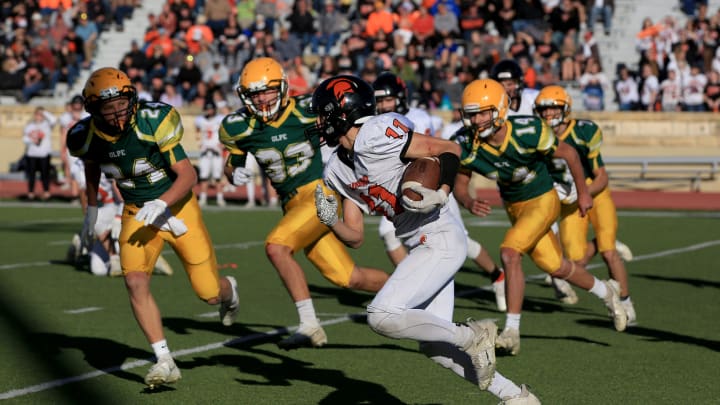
[30,2,163,106]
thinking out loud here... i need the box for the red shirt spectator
[365,1,394,37]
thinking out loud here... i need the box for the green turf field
[0,203,718,404]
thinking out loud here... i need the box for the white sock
[151,339,170,359]
[589,278,608,299]
[452,323,475,350]
[488,371,522,399]
[217,192,224,199]
[505,313,521,331]
[246,183,255,202]
[295,299,318,326]
[199,192,207,199]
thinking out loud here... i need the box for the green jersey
[456,116,558,203]
[219,97,321,200]
[547,119,604,188]
[67,101,187,205]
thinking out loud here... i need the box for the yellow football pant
[266,179,356,287]
[502,190,563,273]
[120,192,220,301]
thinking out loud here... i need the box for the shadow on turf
[576,319,720,351]
[635,274,720,289]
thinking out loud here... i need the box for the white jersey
[324,112,451,242]
[508,88,539,116]
[195,114,225,154]
[405,107,435,137]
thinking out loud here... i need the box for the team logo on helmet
[326,78,356,108]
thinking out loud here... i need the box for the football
[401,157,441,201]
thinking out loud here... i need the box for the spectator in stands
[392,1,417,54]
[286,0,316,53]
[74,12,98,70]
[22,107,56,201]
[222,36,250,86]
[336,42,357,74]
[435,33,461,70]
[659,68,682,111]
[51,38,80,88]
[615,65,639,111]
[160,79,183,107]
[433,1,460,40]
[313,0,348,56]
[512,0,546,38]
[236,1,255,30]
[365,1,394,38]
[133,78,152,102]
[411,4,435,47]
[316,54,339,82]
[703,68,720,112]
[202,56,231,94]
[176,54,202,103]
[204,0,232,37]
[145,43,168,80]
[112,0,134,32]
[274,26,303,63]
[559,32,582,81]
[459,3,487,42]
[587,0,613,36]
[682,63,707,111]
[185,15,214,55]
[285,56,314,96]
[639,62,660,111]
[255,0,279,35]
[21,56,48,102]
[548,0,581,47]
[534,28,561,73]
[579,56,610,110]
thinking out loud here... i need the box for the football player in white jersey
[59,95,90,205]
[310,75,539,404]
[491,59,539,117]
[194,102,226,207]
[372,72,507,311]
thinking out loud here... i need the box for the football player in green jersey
[67,67,239,389]
[220,57,389,350]
[534,85,637,326]
[452,79,628,356]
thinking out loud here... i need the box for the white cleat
[607,279,637,326]
[496,327,521,356]
[462,318,497,390]
[498,384,541,405]
[219,276,239,326]
[603,280,628,332]
[552,277,579,305]
[277,323,327,350]
[615,240,633,261]
[493,278,507,312]
[144,356,181,389]
[153,255,174,276]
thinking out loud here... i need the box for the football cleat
[219,276,239,326]
[496,327,521,356]
[153,255,174,276]
[493,277,507,312]
[277,323,327,350]
[602,280,628,332]
[607,279,637,326]
[615,240,634,261]
[498,384,541,405]
[552,277,579,305]
[217,195,227,207]
[462,318,498,389]
[144,355,181,389]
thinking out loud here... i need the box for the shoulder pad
[66,117,93,157]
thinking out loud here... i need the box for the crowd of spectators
[2,0,720,113]
[0,1,140,102]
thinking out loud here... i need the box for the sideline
[1,239,719,400]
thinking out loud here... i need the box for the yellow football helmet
[82,67,137,134]
[237,57,289,122]
[533,85,572,128]
[461,79,508,139]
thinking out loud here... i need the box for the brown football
[401,157,441,201]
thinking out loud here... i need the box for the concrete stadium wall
[2,106,719,187]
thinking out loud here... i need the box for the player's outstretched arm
[453,170,492,217]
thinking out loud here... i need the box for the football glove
[81,206,98,248]
[314,184,338,227]
[164,216,188,237]
[111,215,122,240]
[135,199,168,226]
[232,167,254,185]
[401,182,448,214]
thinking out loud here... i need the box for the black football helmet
[372,71,409,114]
[490,59,524,101]
[308,75,376,147]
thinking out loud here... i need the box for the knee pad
[367,309,400,337]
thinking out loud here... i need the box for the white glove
[164,216,188,237]
[135,199,168,226]
[401,182,448,214]
[111,215,122,240]
[314,184,338,227]
[232,167,254,185]
[81,206,98,248]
